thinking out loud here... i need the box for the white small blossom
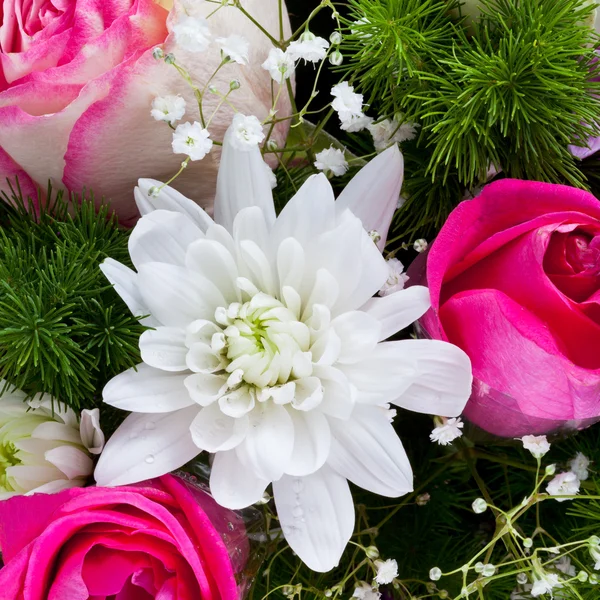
[150,95,186,125]
[368,116,420,151]
[430,417,464,446]
[531,572,562,597]
[352,583,380,600]
[216,34,249,65]
[340,113,373,132]
[262,48,295,83]
[429,567,442,581]
[331,82,364,119]
[288,32,329,63]
[554,556,576,577]
[314,146,348,177]
[521,435,551,459]
[379,258,409,297]
[413,238,428,253]
[172,121,213,160]
[569,452,590,481]
[546,471,580,502]
[230,114,265,150]
[172,15,211,53]
[374,559,398,585]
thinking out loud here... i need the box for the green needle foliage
[337,0,600,242]
[0,182,144,411]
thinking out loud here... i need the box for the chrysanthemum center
[214,293,311,389]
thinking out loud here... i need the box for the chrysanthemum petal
[336,145,404,250]
[139,327,188,371]
[285,409,330,477]
[103,364,195,413]
[313,365,356,420]
[94,407,201,486]
[390,340,472,417]
[135,179,214,231]
[190,403,249,452]
[328,405,413,496]
[362,286,431,340]
[44,446,94,480]
[273,465,354,573]
[331,311,381,364]
[210,449,270,509]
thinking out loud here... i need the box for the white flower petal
[303,268,340,317]
[137,263,225,327]
[313,365,356,420]
[27,478,83,495]
[328,405,413,496]
[389,340,472,417]
[233,205,272,254]
[80,408,105,454]
[286,409,331,476]
[214,127,275,232]
[103,364,194,413]
[273,465,354,573]
[362,286,431,341]
[184,373,227,406]
[238,239,277,297]
[210,449,270,509]
[336,145,404,249]
[242,403,294,481]
[135,179,213,230]
[31,422,82,444]
[186,342,222,373]
[7,465,65,487]
[129,211,203,269]
[292,377,324,411]
[139,327,188,371]
[277,237,306,294]
[331,311,381,364]
[94,407,201,486]
[186,238,240,303]
[100,259,159,327]
[45,446,94,480]
[190,403,248,452]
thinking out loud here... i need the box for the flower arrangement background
[1,1,600,599]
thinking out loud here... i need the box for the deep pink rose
[418,179,600,437]
[0,0,290,224]
[0,474,249,599]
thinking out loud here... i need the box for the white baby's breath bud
[516,573,528,585]
[365,546,379,559]
[590,573,599,584]
[208,85,218,94]
[266,139,278,151]
[324,590,332,597]
[330,31,342,44]
[429,567,442,581]
[578,570,589,582]
[472,498,487,514]
[152,47,164,60]
[474,562,484,573]
[413,238,428,253]
[329,50,343,66]
[230,79,241,91]
[148,186,160,197]
[438,591,449,599]
[482,564,496,577]
[523,538,533,548]
[369,230,382,244]
[416,493,431,506]
[545,464,557,476]
[164,52,176,64]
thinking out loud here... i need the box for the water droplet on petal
[145,422,156,431]
[145,455,155,464]
[292,506,303,518]
[293,479,303,493]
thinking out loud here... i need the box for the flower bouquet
[2,1,600,599]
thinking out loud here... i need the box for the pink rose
[418,179,600,437]
[0,474,249,599]
[0,0,290,224]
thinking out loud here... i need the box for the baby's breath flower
[569,452,590,481]
[288,32,329,63]
[229,114,265,150]
[546,472,580,502]
[374,559,398,585]
[430,417,464,446]
[150,95,186,126]
[353,582,381,600]
[314,146,348,177]
[521,435,551,459]
[378,258,409,297]
[216,34,249,65]
[262,48,295,83]
[171,122,213,160]
[172,15,211,53]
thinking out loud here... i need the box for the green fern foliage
[0,181,144,410]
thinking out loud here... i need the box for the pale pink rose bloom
[0,0,291,225]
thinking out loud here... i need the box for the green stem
[235,2,280,46]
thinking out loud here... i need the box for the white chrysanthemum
[288,33,329,63]
[379,258,409,297]
[172,15,211,53]
[95,131,472,572]
[546,472,580,502]
[0,384,104,499]
[314,147,348,177]
[374,558,398,584]
[216,34,250,65]
[151,95,186,126]
[230,113,265,150]
[429,417,464,446]
[172,121,213,160]
[368,117,420,152]
[521,435,551,459]
[262,47,296,83]
[569,451,590,481]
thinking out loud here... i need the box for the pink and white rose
[0,0,291,224]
